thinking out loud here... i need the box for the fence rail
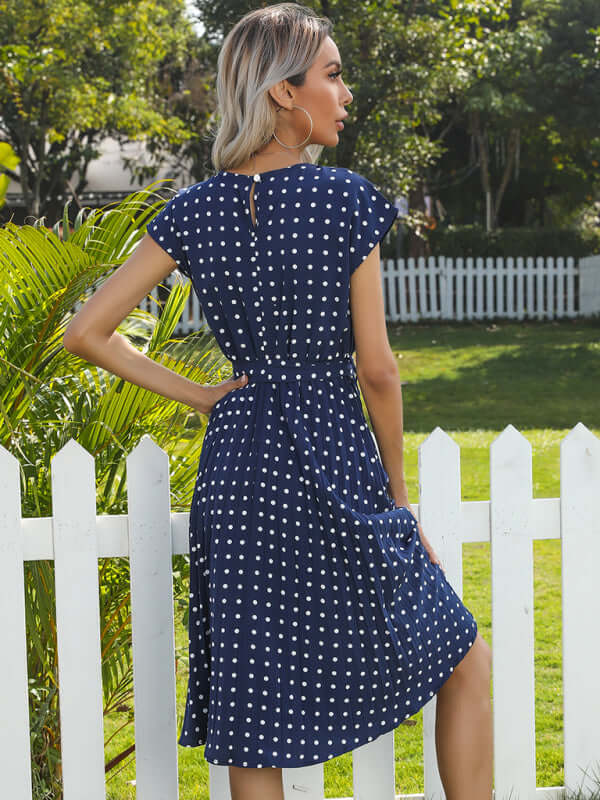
[2,423,600,799]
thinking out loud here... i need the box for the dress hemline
[177,619,479,769]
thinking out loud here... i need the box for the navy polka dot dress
[146,163,478,768]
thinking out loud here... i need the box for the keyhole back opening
[249,183,257,229]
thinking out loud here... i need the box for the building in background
[3,137,194,223]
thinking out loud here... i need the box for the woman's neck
[228,147,303,175]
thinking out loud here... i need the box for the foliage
[429,0,600,230]
[0,182,230,795]
[427,223,600,257]
[194,1,513,197]
[125,36,220,186]
[3,0,599,237]
[0,140,20,207]
[0,0,195,218]
[193,1,600,236]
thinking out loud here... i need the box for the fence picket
[517,256,527,319]
[548,256,555,319]
[490,426,536,800]
[537,256,545,319]
[398,258,408,322]
[417,257,428,318]
[556,257,564,318]
[483,257,492,318]
[127,434,179,799]
[496,256,504,318]
[282,762,325,799]
[0,446,33,800]
[418,427,464,800]
[383,259,398,321]
[466,257,475,319]
[454,257,464,321]
[525,256,535,318]
[429,255,437,318]
[474,257,483,319]
[560,423,600,797]
[567,257,576,316]
[353,730,396,799]
[506,256,515,319]
[580,255,600,316]
[407,258,418,322]
[51,439,106,800]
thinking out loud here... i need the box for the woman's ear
[268,80,292,110]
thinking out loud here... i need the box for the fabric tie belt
[231,355,358,384]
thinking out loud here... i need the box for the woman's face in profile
[271,35,353,149]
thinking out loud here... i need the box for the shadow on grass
[386,318,600,433]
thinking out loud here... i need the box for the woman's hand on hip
[194,373,248,415]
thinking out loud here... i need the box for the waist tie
[231,355,357,384]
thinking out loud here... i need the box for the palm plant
[0,180,230,798]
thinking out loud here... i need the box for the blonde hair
[210,3,333,172]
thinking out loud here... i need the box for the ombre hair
[210,3,333,171]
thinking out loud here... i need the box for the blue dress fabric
[146,163,478,769]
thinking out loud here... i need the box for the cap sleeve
[146,192,191,279]
[348,173,398,276]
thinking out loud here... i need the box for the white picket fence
[148,255,600,335]
[381,255,600,323]
[2,423,600,800]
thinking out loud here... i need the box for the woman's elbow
[356,360,398,388]
[63,322,86,355]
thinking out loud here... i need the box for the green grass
[105,317,600,799]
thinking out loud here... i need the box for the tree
[0,0,194,218]
[123,34,221,186]
[429,0,600,231]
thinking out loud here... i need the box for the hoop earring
[273,104,313,149]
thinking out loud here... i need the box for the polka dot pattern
[146,164,478,768]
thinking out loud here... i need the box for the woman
[64,4,493,799]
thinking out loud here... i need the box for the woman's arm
[63,234,246,414]
[350,244,408,503]
[350,246,444,571]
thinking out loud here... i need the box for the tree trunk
[471,111,494,232]
[407,181,430,259]
[492,128,519,229]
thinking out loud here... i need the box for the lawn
[105,317,600,799]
